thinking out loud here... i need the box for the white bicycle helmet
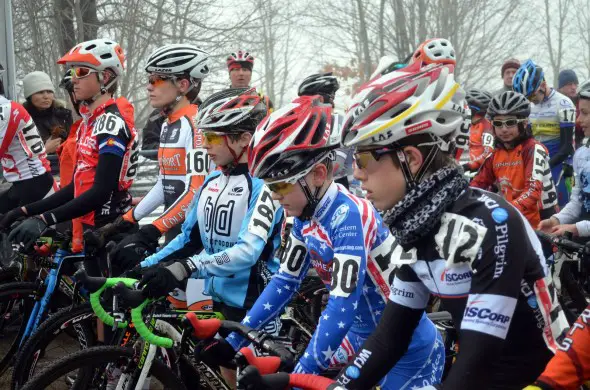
[57,38,125,78]
[409,38,456,66]
[196,87,267,132]
[145,44,210,80]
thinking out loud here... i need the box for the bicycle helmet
[577,80,590,100]
[410,38,456,66]
[298,72,340,103]
[227,50,255,71]
[59,70,74,93]
[197,87,267,133]
[487,91,530,119]
[466,88,493,114]
[145,44,210,80]
[512,59,544,97]
[58,38,125,78]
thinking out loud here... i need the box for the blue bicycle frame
[19,248,87,347]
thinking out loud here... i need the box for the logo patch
[491,208,508,224]
[330,204,350,228]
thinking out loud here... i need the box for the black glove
[0,207,26,232]
[8,216,47,250]
[122,265,143,280]
[109,224,161,271]
[563,163,574,178]
[137,261,190,298]
[195,337,237,369]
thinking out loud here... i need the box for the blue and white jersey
[228,182,437,374]
[141,164,283,309]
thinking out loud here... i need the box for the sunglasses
[492,119,526,128]
[266,181,296,196]
[70,67,99,79]
[354,147,396,170]
[148,74,176,86]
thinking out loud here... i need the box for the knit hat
[23,71,55,98]
[501,58,520,77]
[558,69,579,89]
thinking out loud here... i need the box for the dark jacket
[23,100,73,143]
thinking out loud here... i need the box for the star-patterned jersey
[227,182,439,376]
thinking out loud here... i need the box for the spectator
[558,69,584,148]
[227,50,273,112]
[22,71,72,156]
[494,58,520,95]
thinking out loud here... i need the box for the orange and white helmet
[57,38,125,78]
[342,63,466,150]
[409,38,456,66]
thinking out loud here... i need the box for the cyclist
[513,59,575,208]
[0,62,57,215]
[227,50,273,113]
[538,80,590,238]
[136,88,283,326]
[110,44,211,272]
[221,94,444,388]
[463,88,494,172]
[525,305,590,390]
[1,39,138,265]
[471,91,558,227]
[335,63,568,389]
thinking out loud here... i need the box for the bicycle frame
[19,248,86,346]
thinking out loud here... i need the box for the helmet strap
[160,78,194,116]
[81,71,116,106]
[394,143,438,190]
[220,134,246,175]
[298,177,322,221]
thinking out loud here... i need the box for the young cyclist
[136,88,283,325]
[0,62,57,215]
[1,39,138,264]
[538,80,590,237]
[335,63,568,389]
[463,88,494,172]
[110,44,211,272]
[513,59,576,207]
[471,91,558,227]
[223,95,444,389]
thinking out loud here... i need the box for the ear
[238,132,253,148]
[403,146,424,176]
[311,163,329,186]
[177,78,192,93]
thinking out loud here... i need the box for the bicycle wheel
[12,302,96,389]
[0,282,37,378]
[20,345,187,390]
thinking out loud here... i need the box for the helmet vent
[100,53,113,59]
[85,44,97,50]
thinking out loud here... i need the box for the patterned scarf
[382,166,468,250]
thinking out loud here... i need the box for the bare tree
[542,0,574,85]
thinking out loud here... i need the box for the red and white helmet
[342,63,466,149]
[57,38,125,78]
[249,95,341,184]
[409,38,456,66]
[227,50,255,70]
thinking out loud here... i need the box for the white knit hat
[23,71,55,98]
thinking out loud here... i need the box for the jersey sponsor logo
[461,293,516,339]
[330,253,361,298]
[92,113,126,136]
[337,349,371,385]
[159,148,186,174]
[493,223,509,278]
[491,208,508,224]
[279,233,307,278]
[228,186,244,196]
[390,286,415,299]
[248,186,279,241]
[20,120,44,156]
[405,120,432,135]
[214,253,231,265]
[311,250,333,284]
[435,212,487,269]
[204,197,235,237]
[440,268,472,285]
[330,204,349,229]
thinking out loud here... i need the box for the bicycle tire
[12,302,96,389]
[20,345,187,390]
[0,282,37,376]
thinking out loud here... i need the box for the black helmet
[487,91,530,119]
[59,70,74,93]
[466,88,492,113]
[298,72,339,101]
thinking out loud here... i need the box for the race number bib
[435,212,487,269]
[186,148,210,176]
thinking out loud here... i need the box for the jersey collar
[167,104,197,124]
[542,88,556,103]
[313,181,338,220]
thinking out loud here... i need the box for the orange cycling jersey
[124,104,208,234]
[466,117,494,171]
[532,305,590,390]
[471,137,557,227]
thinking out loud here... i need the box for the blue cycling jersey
[141,164,283,309]
[228,182,439,377]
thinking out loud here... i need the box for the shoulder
[553,91,575,109]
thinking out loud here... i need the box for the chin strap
[220,135,247,175]
[160,80,197,117]
[297,177,323,221]
[395,140,439,189]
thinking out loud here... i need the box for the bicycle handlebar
[535,230,590,255]
[237,366,342,390]
[74,269,137,328]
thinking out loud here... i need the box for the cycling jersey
[471,137,558,227]
[533,305,590,390]
[123,104,208,234]
[530,89,576,206]
[466,117,494,171]
[227,182,442,388]
[553,140,590,236]
[454,103,472,164]
[0,96,51,181]
[141,163,283,309]
[336,188,569,389]
[73,98,138,226]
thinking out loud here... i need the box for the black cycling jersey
[336,188,568,390]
